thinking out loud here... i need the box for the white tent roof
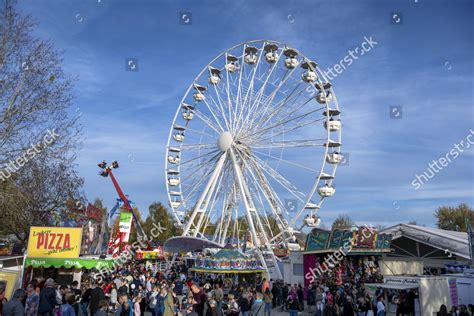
[381,224,469,260]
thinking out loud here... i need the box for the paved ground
[141,307,313,316]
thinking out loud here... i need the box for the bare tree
[0,0,84,248]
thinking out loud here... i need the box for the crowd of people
[1,261,474,316]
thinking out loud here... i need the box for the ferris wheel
[165,40,342,277]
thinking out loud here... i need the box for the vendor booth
[22,226,114,286]
[303,227,392,287]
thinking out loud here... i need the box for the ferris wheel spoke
[235,46,265,134]
[211,84,233,131]
[176,149,220,168]
[179,155,220,184]
[184,127,217,140]
[201,98,228,132]
[259,98,323,136]
[180,143,216,151]
[249,83,310,132]
[205,90,233,131]
[192,109,223,134]
[249,116,326,145]
[223,54,237,134]
[251,139,327,149]
[252,148,319,173]
[247,57,302,129]
[241,106,322,142]
[250,154,307,202]
[237,50,283,135]
[245,90,319,140]
[231,47,247,133]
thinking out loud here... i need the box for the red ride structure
[98,160,147,254]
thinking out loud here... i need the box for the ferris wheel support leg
[193,165,223,237]
[182,152,227,236]
[229,149,283,280]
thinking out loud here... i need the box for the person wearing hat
[38,278,58,316]
[2,288,26,316]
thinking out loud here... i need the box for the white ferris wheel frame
[164,40,342,277]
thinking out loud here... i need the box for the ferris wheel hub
[217,131,233,151]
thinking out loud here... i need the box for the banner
[448,278,458,307]
[0,270,19,300]
[119,211,133,242]
[27,227,82,258]
[25,257,115,269]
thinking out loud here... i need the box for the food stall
[21,226,114,286]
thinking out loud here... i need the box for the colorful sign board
[328,230,344,248]
[305,227,392,253]
[27,227,82,258]
[355,226,377,248]
[119,211,133,242]
[135,249,164,260]
[306,229,331,252]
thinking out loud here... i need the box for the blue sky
[18,0,473,228]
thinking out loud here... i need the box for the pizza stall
[22,227,114,286]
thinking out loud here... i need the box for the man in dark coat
[38,278,58,316]
[89,280,106,316]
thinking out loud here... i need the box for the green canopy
[25,257,115,270]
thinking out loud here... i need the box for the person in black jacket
[238,292,250,316]
[342,296,355,316]
[38,278,58,316]
[296,285,304,311]
[306,286,315,313]
[89,280,106,316]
